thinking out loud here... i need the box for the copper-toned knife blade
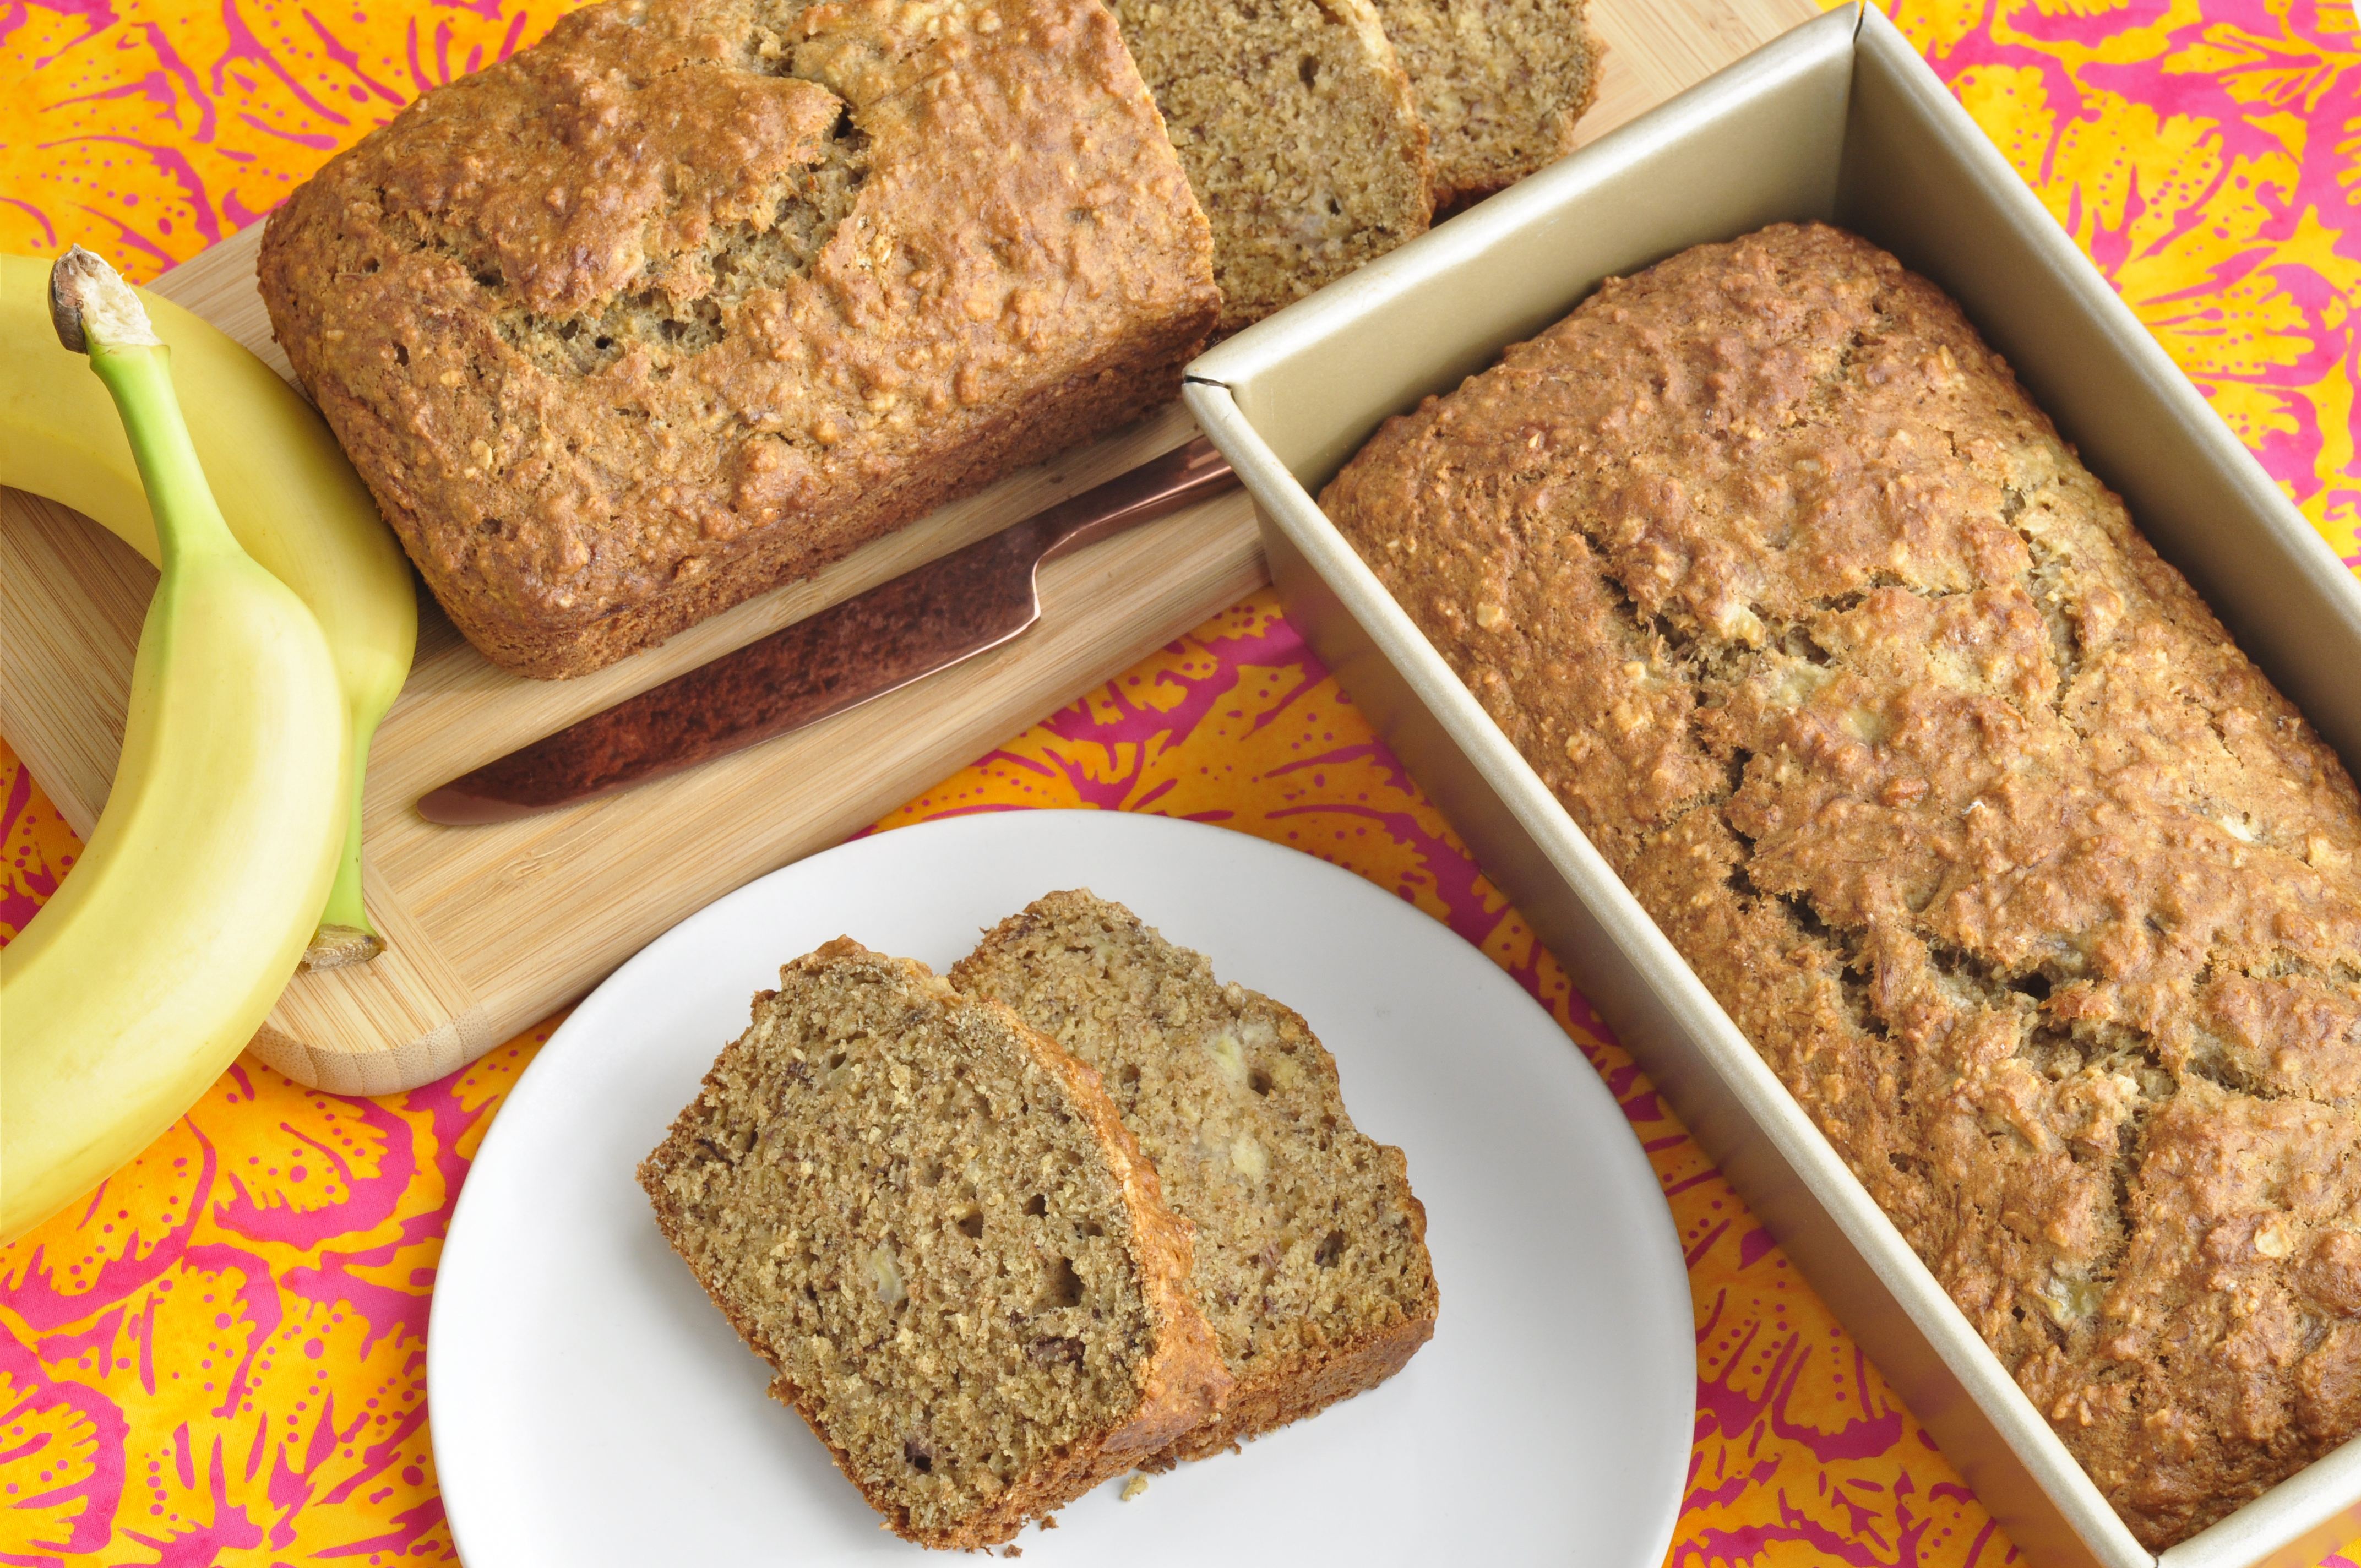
[416,438,1237,825]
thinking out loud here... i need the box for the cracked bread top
[637,939,1230,1548]
[1320,222,2361,1549]
[259,0,1216,677]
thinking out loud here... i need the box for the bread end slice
[1115,0,1435,332]
[1375,0,1604,205]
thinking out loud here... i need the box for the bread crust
[638,938,1230,1549]
[1320,221,2361,1549]
[260,0,1217,679]
[960,988,1234,1529]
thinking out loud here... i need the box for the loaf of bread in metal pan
[1320,221,2361,1549]
[259,0,1217,678]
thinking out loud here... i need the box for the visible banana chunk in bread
[638,938,1231,1548]
[1372,0,1602,204]
[1111,0,1434,333]
[954,891,1438,1462]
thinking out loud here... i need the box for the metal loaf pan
[1180,7,2361,1567]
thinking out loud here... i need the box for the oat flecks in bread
[1319,222,2361,1550]
[637,938,1231,1549]
[953,891,1438,1463]
[259,0,1218,680]
[1112,0,1434,335]
[1370,0,1601,205]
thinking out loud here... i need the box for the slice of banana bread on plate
[953,891,1438,1463]
[637,938,1231,1548]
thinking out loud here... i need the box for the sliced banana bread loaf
[638,938,1231,1548]
[954,891,1437,1463]
[1111,0,1434,333]
[1372,0,1602,204]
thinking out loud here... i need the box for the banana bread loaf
[638,938,1231,1548]
[260,0,1217,678]
[1320,221,2361,1548]
[954,891,1438,1464]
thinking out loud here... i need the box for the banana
[1,250,415,963]
[2,252,349,1243]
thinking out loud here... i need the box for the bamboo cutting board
[0,0,1819,1095]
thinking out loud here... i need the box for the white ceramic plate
[431,810,1693,1565]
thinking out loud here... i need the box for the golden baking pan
[1182,6,2361,1567]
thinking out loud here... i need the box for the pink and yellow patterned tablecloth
[2,0,2357,1561]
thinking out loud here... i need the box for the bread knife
[414,437,1240,825]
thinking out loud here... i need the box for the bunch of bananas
[1,250,417,1244]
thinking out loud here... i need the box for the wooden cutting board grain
[0,0,1820,1093]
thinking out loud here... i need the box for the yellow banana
[1,249,415,963]
[2,251,348,1243]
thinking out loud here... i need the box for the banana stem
[50,253,233,572]
[307,727,386,970]
[55,248,387,969]
[323,733,372,930]
[95,349,383,970]
[82,348,241,574]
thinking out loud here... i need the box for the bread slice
[1112,0,1435,333]
[953,892,1437,1463]
[1372,0,1602,205]
[638,939,1231,1548]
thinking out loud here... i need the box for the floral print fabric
[3,0,2357,1560]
